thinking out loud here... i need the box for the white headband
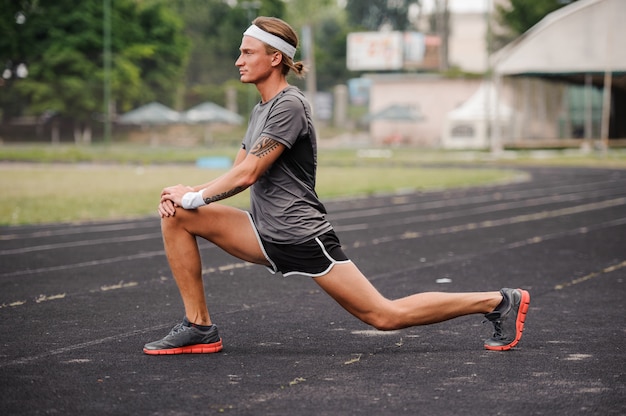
[243,24,296,60]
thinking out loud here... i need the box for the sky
[333,0,490,13]
[421,0,489,13]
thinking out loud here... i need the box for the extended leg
[313,262,502,330]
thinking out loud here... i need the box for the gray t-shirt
[242,86,332,244]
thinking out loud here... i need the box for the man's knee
[361,306,405,331]
[368,315,403,331]
[160,210,189,233]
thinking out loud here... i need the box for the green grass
[1,164,245,225]
[0,162,520,226]
[0,143,240,164]
[2,143,624,226]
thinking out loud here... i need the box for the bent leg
[314,262,502,331]
[161,204,270,326]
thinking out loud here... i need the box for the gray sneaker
[484,288,530,351]
[143,318,223,355]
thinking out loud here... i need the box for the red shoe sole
[485,289,530,351]
[143,339,223,355]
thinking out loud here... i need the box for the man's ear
[271,51,283,67]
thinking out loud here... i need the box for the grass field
[1,143,624,226]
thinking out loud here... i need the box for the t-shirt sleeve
[261,96,307,149]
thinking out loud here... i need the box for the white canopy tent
[182,102,244,145]
[441,82,514,149]
[491,0,626,148]
[117,102,182,146]
[182,102,243,125]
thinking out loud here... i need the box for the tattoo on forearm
[250,136,280,158]
[203,186,247,204]
[201,136,277,204]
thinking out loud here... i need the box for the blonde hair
[252,16,307,79]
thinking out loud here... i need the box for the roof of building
[492,0,626,90]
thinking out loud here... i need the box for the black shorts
[247,213,350,277]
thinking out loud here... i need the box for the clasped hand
[158,184,194,218]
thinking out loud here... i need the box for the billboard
[347,31,438,71]
[347,32,403,71]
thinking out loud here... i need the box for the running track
[1,166,625,415]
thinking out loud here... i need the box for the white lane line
[0,325,169,368]
[0,264,255,309]
[349,198,626,248]
[0,250,166,277]
[0,232,162,255]
[0,220,157,241]
[0,299,281,368]
[554,260,626,290]
[330,182,626,222]
[34,293,66,303]
[100,281,139,291]
[368,217,626,283]
[335,190,622,232]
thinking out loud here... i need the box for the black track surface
[1,166,625,415]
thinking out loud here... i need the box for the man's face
[235,36,276,84]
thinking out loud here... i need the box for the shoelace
[483,317,503,339]
[167,323,187,337]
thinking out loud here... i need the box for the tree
[0,0,189,142]
[345,0,420,31]
[132,1,190,108]
[176,0,286,114]
[24,1,107,142]
[0,0,48,122]
[493,0,579,49]
[313,13,353,92]
[176,0,237,87]
[285,1,384,92]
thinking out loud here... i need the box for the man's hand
[158,184,194,217]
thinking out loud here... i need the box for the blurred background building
[360,0,625,150]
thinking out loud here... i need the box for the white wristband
[181,190,206,209]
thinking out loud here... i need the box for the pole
[600,71,612,152]
[103,0,112,144]
[302,24,317,120]
[599,0,615,154]
[583,73,593,150]
[437,0,449,72]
